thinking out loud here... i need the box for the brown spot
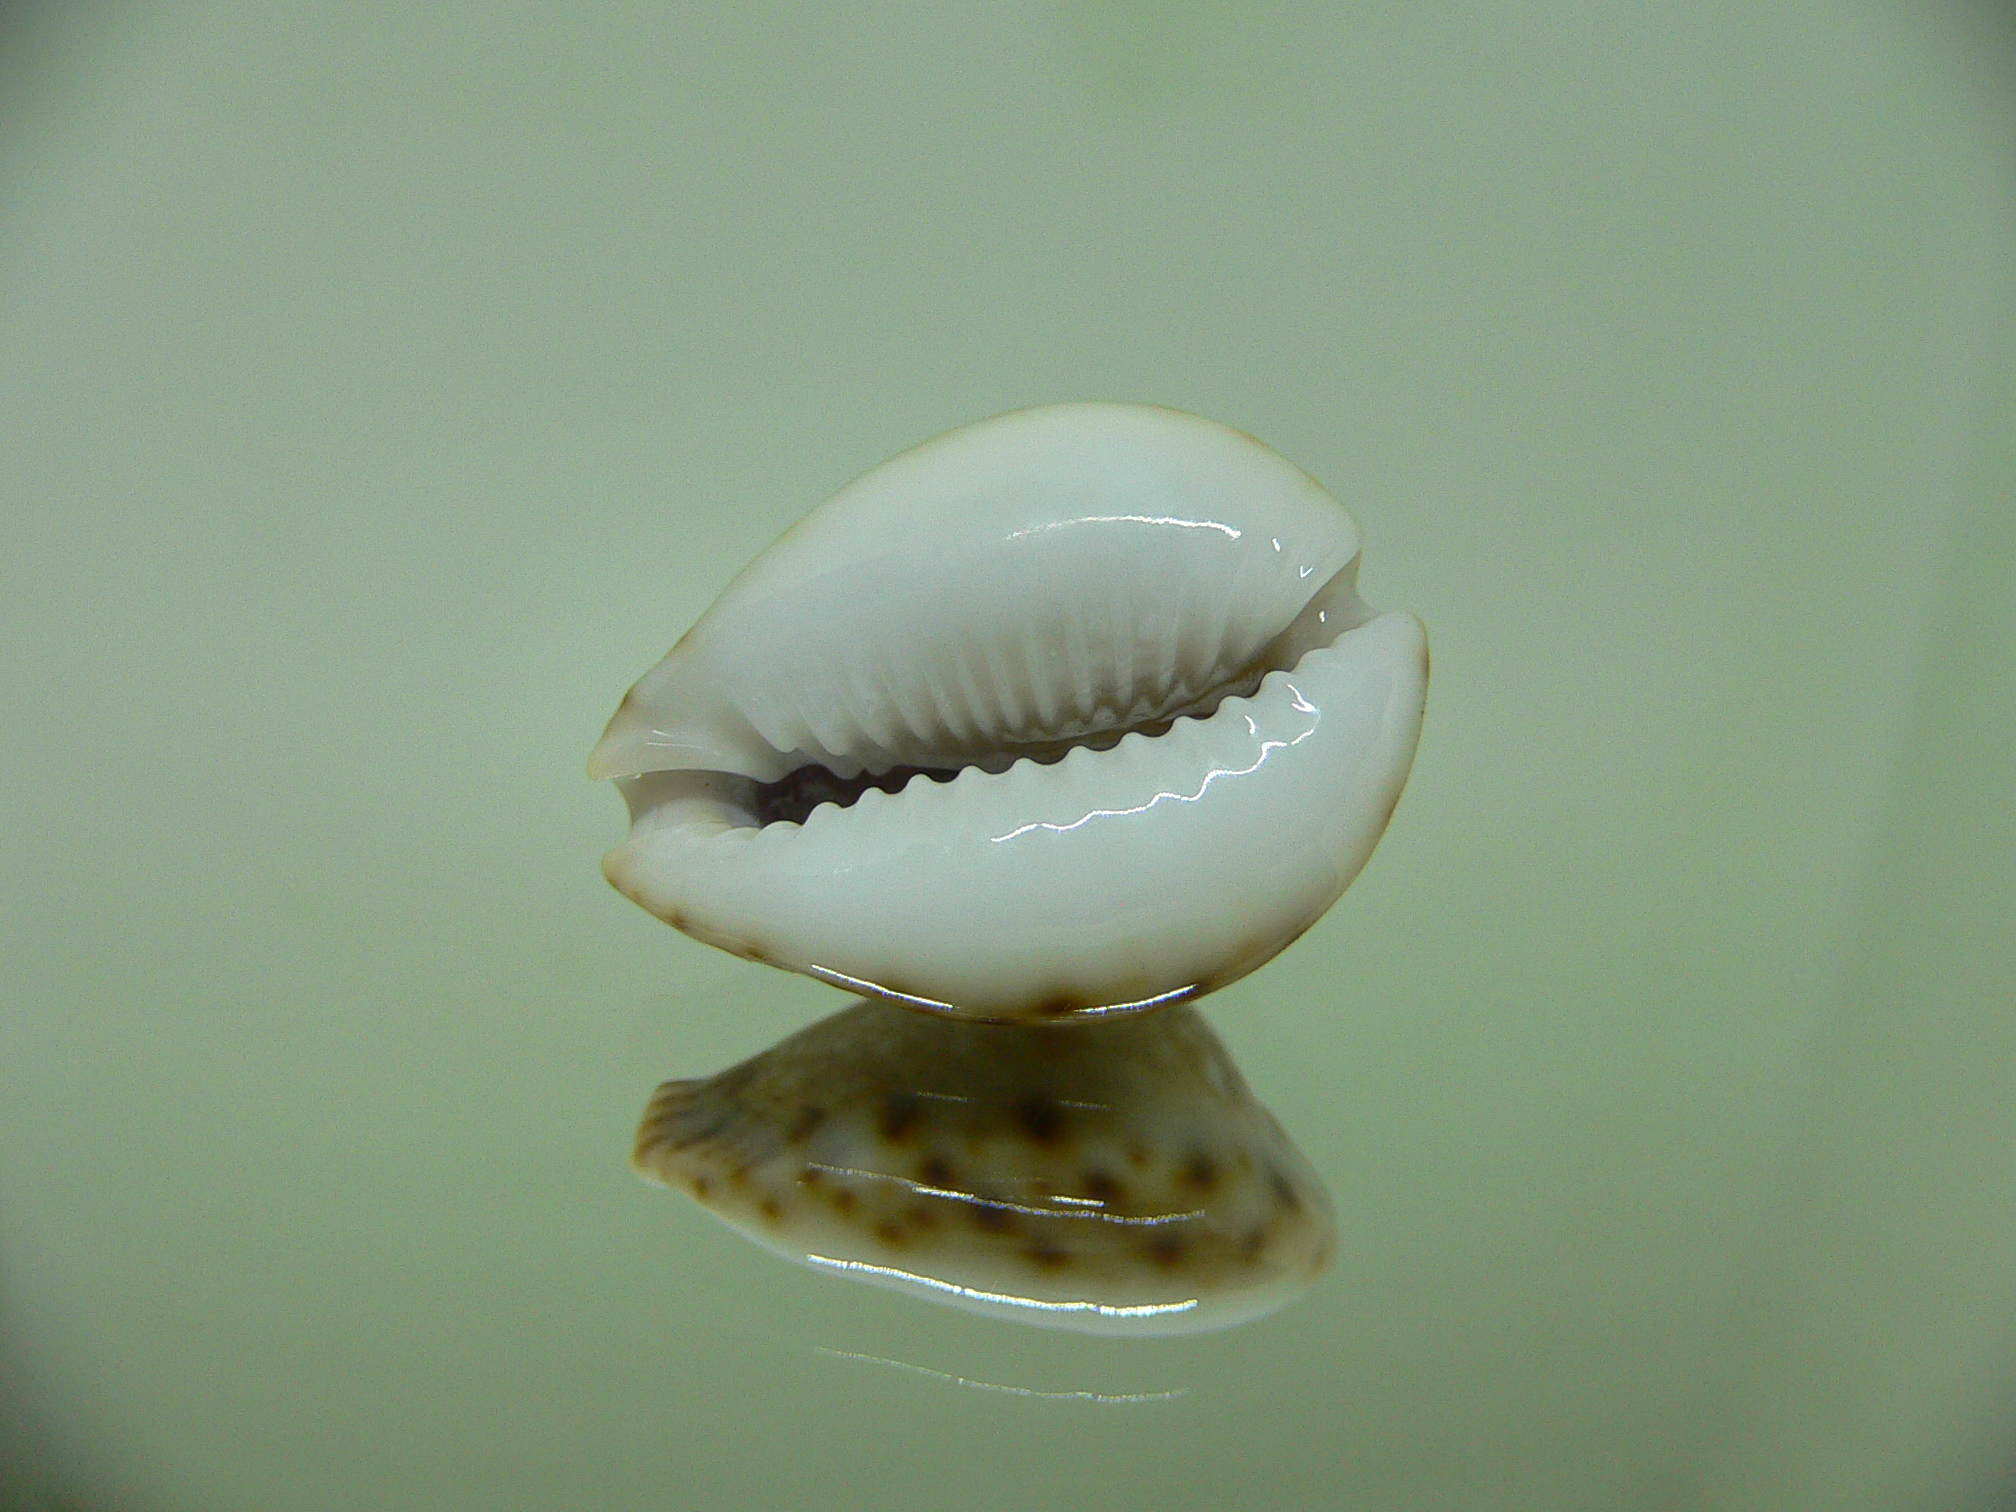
[877,1093,922,1144]
[1023,1244,1071,1271]
[726,1165,751,1189]
[786,1105,826,1146]
[1031,994,1086,1020]
[1013,1094,1065,1145]
[757,1196,783,1222]
[917,1155,956,1189]
[662,1100,736,1153]
[668,910,688,931]
[1239,1227,1268,1263]
[742,943,769,963]
[1081,1170,1124,1205]
[1126,1145,1152,1169]
[906,1203,937,1231]
[690,1174,712,1199]
[969,1203,1018,1235]
[1179,1153,1220,1193]
[798,1163,823,1187]
[830,1189,858,1217]
[1145,1233,1187,1267]
[1269,1169,1302,1212]
[711,1062,760,1098]
[873,1219,905,1247]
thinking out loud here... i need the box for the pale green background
[2,3,2014,1510]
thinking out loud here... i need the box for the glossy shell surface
[633,999,1335,1335]
[593,404,1428,1021]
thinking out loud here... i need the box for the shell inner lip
[617,561,1374,835]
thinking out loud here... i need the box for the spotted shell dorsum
[592,404,1428,1022]
[633,999,1334,1335]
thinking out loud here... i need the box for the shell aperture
[593,404,1428,1021]
[632,999,1334,1336]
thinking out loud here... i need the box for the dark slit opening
[752,763,963,827]
[749,705,1211,828]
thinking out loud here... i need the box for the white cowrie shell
[633,998,1334,1336]
[592,404,1428,1022]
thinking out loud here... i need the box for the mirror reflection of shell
[593,404,1428,1023]
[633,1000,1335,1336]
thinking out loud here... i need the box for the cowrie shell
[592,404,1427,1022]
[633,998,1334,1336]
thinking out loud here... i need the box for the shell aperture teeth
[632,997,1335,1336]
[593,403,1428,1022]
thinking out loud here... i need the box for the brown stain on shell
[877,1093,923,1144]
[1269,1168,1302,1213]
[1081,1170,1124,1205]
[1013,1094,1066,1146]
[1145,1233,1187,1268]
[969,1203,1018,1235]
[786,1105,826,1146]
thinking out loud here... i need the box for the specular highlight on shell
[592,403,1427,1022]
